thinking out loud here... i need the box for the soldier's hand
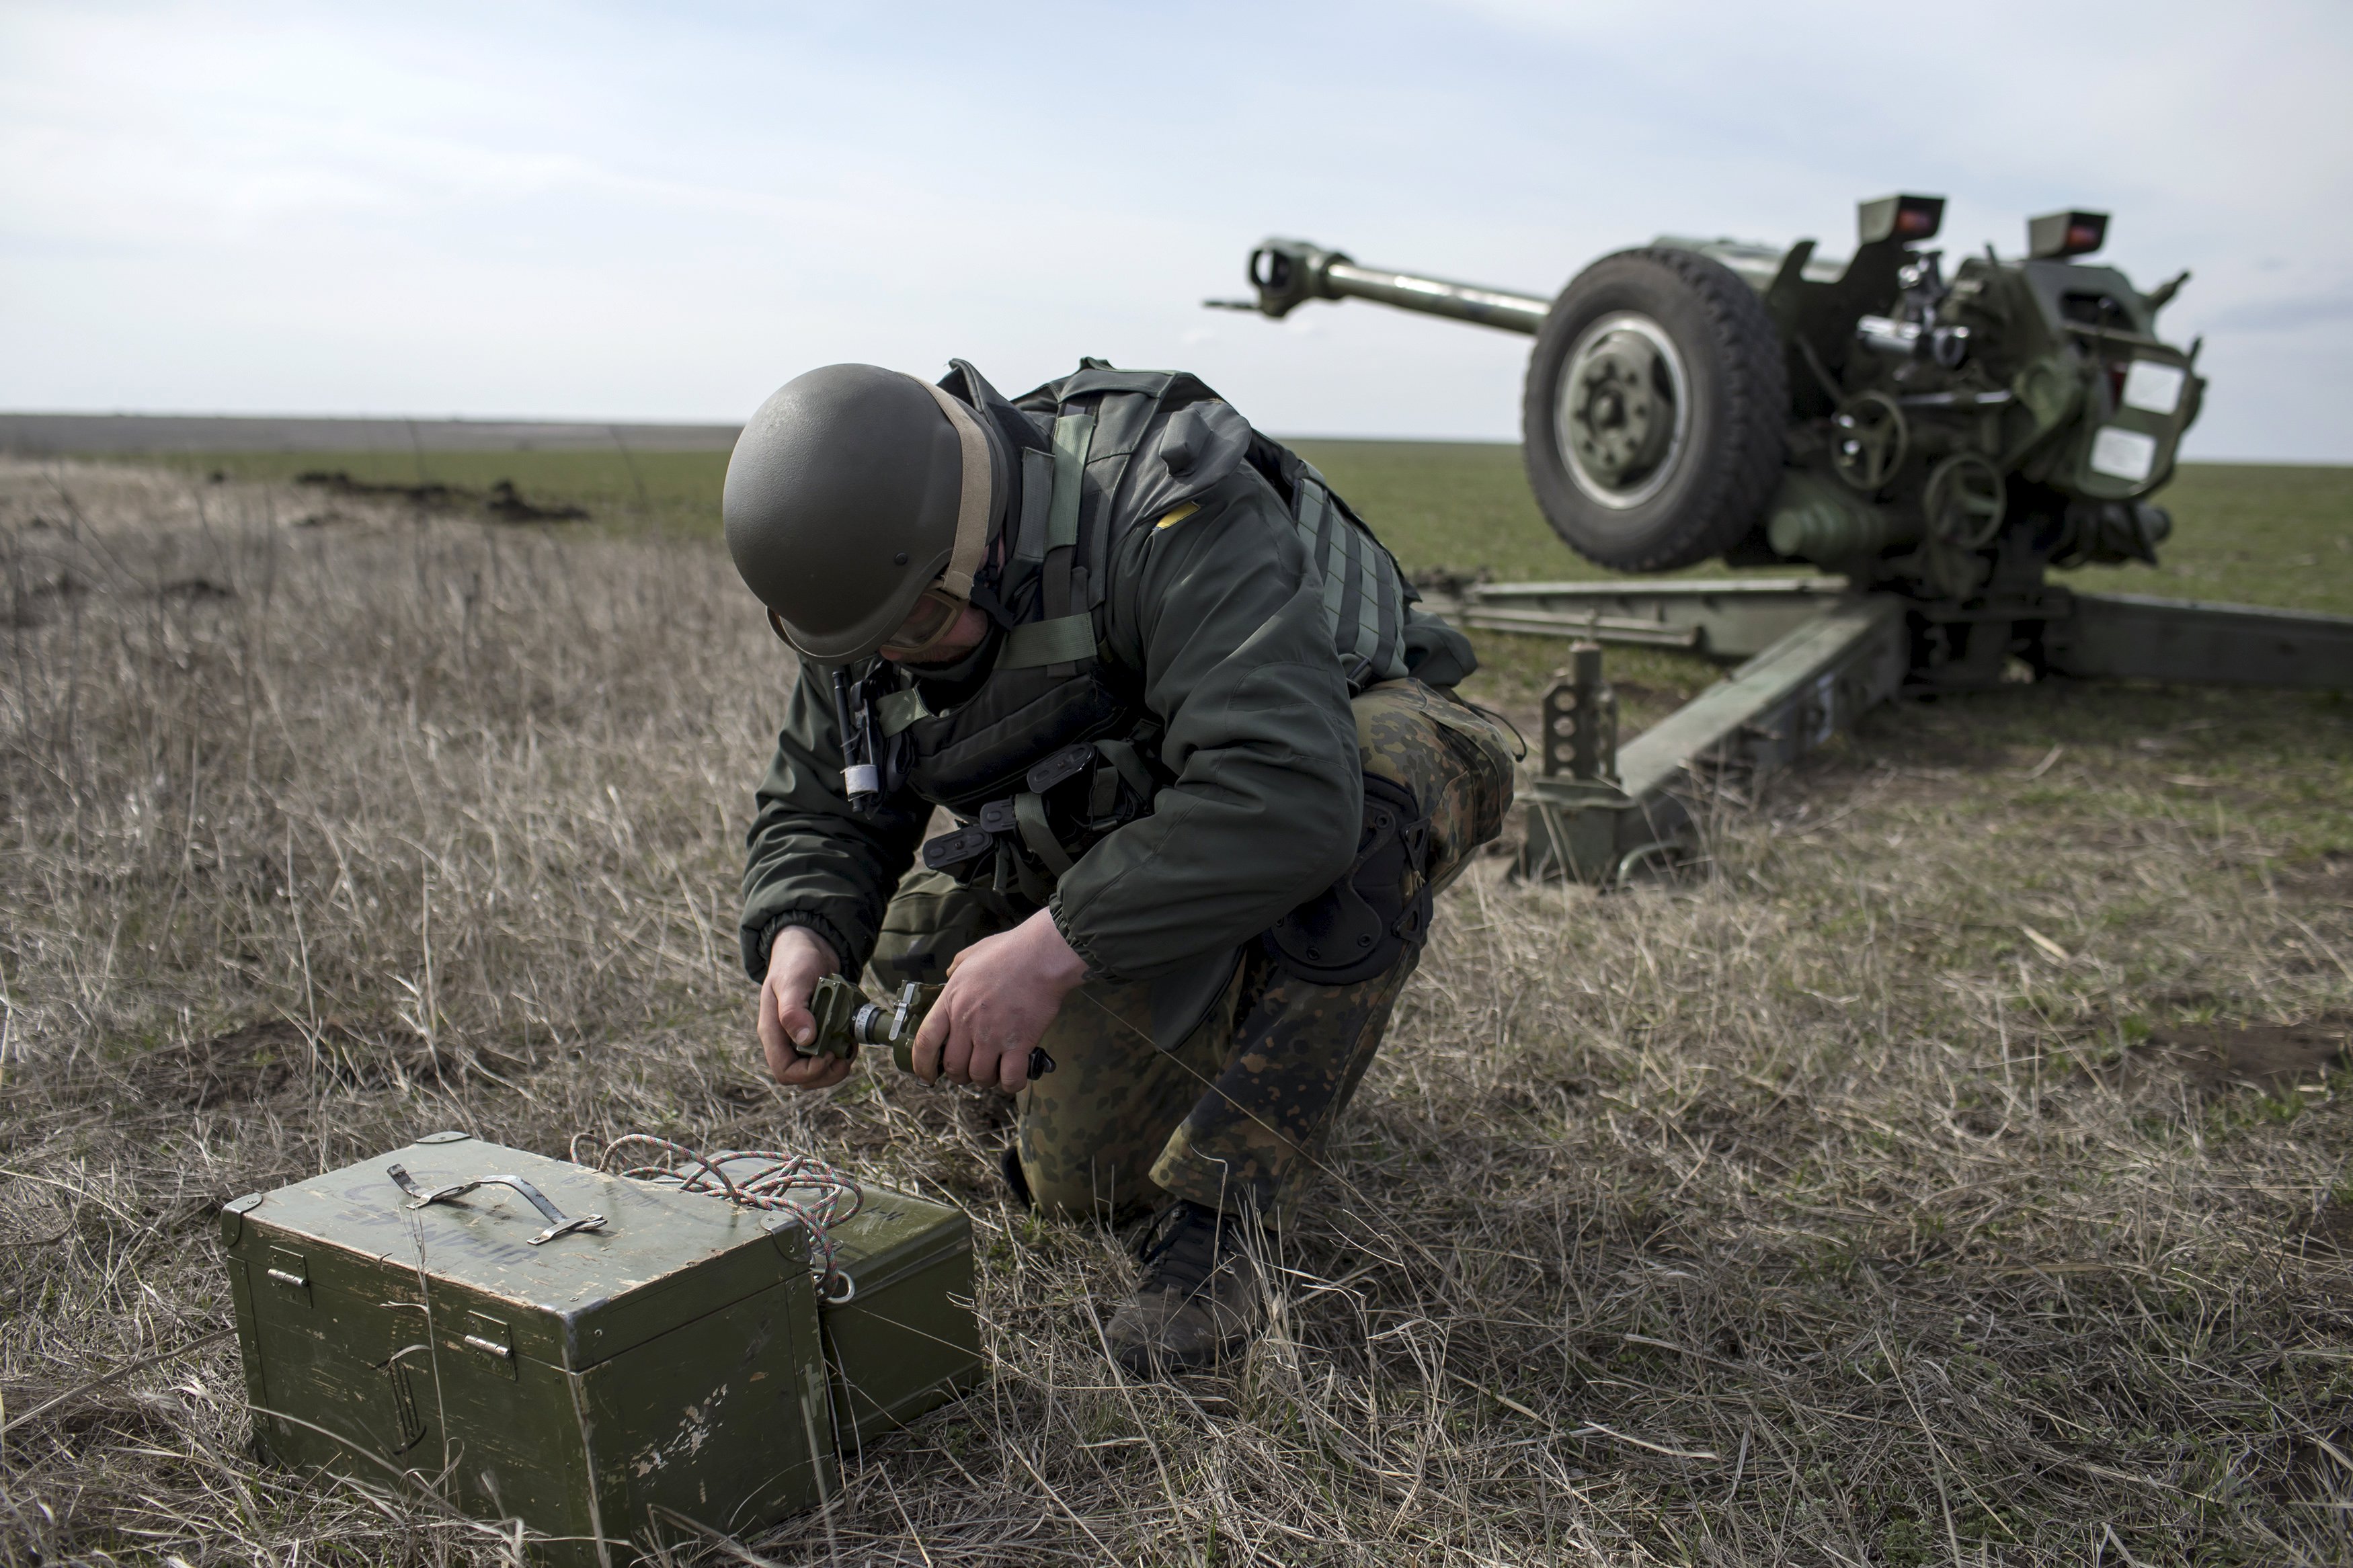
[759,926,854,1090]
[912,909,1087,1093]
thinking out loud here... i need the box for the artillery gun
[1217,197,2353,881]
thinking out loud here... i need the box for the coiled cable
[582,1134,863,1287]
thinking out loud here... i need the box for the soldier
[727,359,1515,1373]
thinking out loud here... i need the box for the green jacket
[740,425,1472,988]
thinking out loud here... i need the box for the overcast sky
[3,1,2348,459]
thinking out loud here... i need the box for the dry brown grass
[3,459,2351,1567]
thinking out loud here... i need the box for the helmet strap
[914,378,993,600]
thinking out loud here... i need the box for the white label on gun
[2122,360,2185,415]
[2089,426,2157,483]
[843,764,881,796]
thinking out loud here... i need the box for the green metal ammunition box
[815,1185,983,1450]
[221,1132,838,1567]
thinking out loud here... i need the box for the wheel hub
[1556,314,1689,510]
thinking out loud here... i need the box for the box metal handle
[385,1164,606,1245]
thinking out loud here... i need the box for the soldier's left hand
[913,909,1088,1092]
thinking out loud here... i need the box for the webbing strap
[1013,448,1054,570]
[998,615,1097,669]
[1304,484,1347,643]
[1012,792,1076,876]
[1285,475,1404,680]
[1036,411,1098,675]
[1093,738,1157,804]
[1332,496,1365,655]
[1373,540,1402,673]
[875,687,930,737]
[914,381,992,599]
[1351,522,1384,660]
[1048,414,1092,551]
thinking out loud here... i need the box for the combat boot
[1104,1200,1267,1375]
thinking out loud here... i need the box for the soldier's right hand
[759,926,856,1090]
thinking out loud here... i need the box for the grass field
[3,451,2350,1565]
[163,443,2353,729]
[163,442,2353,616]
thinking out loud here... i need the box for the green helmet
[723,363,996,664]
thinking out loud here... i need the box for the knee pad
[1261,774,1433,986]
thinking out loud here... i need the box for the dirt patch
[294,470,589,523]
[294,468,469,507]
[485,479,590,523]
[157,576,236,603]
[2102,1020,2352,1100]
[2283,852,2353,907]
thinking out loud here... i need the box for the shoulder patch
[1154,501,1202,531]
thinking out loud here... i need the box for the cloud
[1,0,2348,458]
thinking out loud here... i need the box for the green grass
[1293,444,2353,618]
[2133,463,2353,614]
[160,443,2353,617]
[153,442,2350,733]
[1291,441,1580,583]
[1295,445,2353,718]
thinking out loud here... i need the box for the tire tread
[1520,246,1788,573]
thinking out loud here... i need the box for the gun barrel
[1242,239,1549,334]
[1319,259,1550,334]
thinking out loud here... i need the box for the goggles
[772,584,971,663]
[875,587,970,661]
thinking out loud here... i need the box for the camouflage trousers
[871,679,1517,1227]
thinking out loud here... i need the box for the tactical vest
[840,361,1415,918]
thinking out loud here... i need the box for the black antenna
[831,667,880,813]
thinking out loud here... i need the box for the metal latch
[460,1311,516,1379]
[385,1165,606,1245]
[266,1246,310,1303]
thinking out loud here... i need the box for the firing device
[802,973,1056,1083]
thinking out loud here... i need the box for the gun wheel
[1523,247,1788,572]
